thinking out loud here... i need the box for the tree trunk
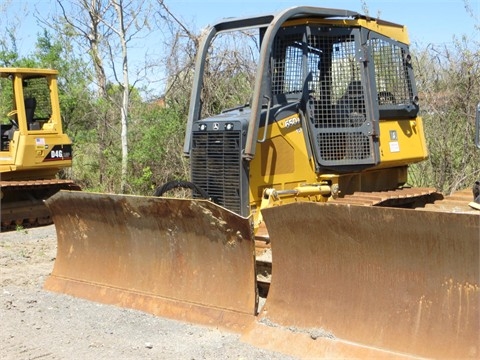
[113,0,129,194]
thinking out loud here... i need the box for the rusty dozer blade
[44,191,257,332]
[243,203,479,359]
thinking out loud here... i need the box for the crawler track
[0,180,81,231]
[330,186,441,207]
[419,187,479,213]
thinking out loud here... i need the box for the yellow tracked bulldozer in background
[44,7,479,359]
[0,68,80,230]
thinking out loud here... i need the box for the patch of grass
[15,225,28,234]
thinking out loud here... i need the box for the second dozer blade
[44,191,257,331]
[246,202,479,359]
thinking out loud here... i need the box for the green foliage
[0,29,19,66]
[409,36,480,194]
[0,76,13,122]
[35,30,63,66]
[128,102,188,195]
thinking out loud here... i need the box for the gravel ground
[0,225,296,360]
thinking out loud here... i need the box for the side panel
[0,132,72,179]
[253,203,479,358]
[44,191,257,332]
[14,133,73,167]
[249,112,317,205]
[377,117,428,168]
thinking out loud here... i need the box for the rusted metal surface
[252,187,458,297]
[44,191,257,332]
[246,202,479,359]
[242,325,421,359]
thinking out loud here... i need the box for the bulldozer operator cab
[1,72,54,151]
[184,7,427,217]
[268,25,418,168]
[0,68,73,178]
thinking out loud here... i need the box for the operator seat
[24,97,38,130]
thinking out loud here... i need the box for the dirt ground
[0,225,296,360]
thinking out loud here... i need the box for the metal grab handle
[257,95,271,143]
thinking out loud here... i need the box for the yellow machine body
[0,68,72,176]
[0,68,78,228]
[250,113,428,205]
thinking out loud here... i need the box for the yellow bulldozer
[43,7,479,359]
[0,68,80,230]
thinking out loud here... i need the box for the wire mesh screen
[271,29,374,167]
[23,77,52,120]
[369,38,414,107]
[271,33,305,95]
[269,25,418,170]
[306,32,373,166]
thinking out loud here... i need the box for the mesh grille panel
[309,33,365,123]
[316,132,371,161]
[22,77,52,120]
[191,131,242,214]
[272,33,304,95]
[305,32,373,165]
[270,29,374,167]
[369,38,414,106]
